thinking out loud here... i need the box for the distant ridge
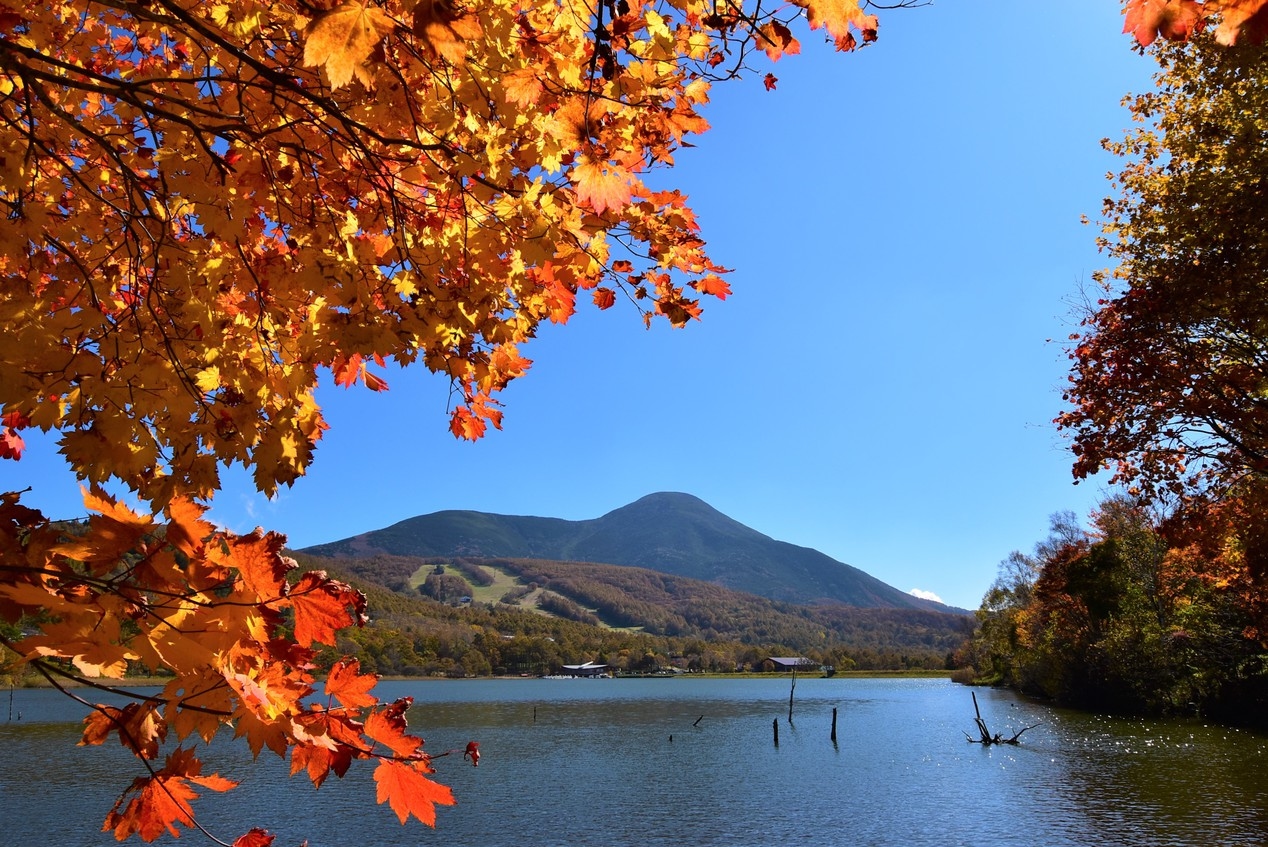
[302,492,952,612]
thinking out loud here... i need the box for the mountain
[301,492,951,612]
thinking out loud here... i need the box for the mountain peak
[302,493,950,612]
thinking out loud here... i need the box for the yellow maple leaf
[794,0,877,51]
[302,0,397,90]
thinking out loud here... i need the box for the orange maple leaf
[52,489,154,573]
[104,748,236,841]
[795,0,877,50]
[592,287,617,310]
[758,20,800,60]
[325,657,379,709]
[227,528,293,599]
[573,159,633,215]
[365,698,423,757]
[1123,0,1205,45]
[288,571,366,647]
[302,0,397,90]
[373,759,456,826]
[1211,0,1268,43]
[81,703,165,758]
[449,405,487,440]
[163,497,214,558]
[692,275,732,300]
[332,353,390,391]
[289,708,366,787]
[413,0,483,64]
[502,67,545,107]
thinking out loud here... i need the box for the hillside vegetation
[292,552,972,677]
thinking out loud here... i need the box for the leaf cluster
[0,491,470,844]
[0,0,890,510]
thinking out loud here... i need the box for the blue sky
[6,1,1157,611]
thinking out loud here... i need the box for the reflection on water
[1,678,1265,846]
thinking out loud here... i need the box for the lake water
[1,677,1266,846]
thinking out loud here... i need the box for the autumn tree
[964,496,1268,721]
[0,0,899,842]
[1059,31,1268,499]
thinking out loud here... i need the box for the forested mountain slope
[290,551,973,675]
[302,492,953,611]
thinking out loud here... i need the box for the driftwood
[964,691,1040,745]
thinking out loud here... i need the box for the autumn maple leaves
[0,492,467,845]
[1124,0,1268,46]
[302,0,482,89]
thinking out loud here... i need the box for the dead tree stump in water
[964,691,1040,745]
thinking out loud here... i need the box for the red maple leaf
[2,409,29,428]
[233,829,276,847]
[0,426,24,460]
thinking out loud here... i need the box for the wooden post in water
[830,707,837,743]
[772,717,779,747]
[787,666,797,723]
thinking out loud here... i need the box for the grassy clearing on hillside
[405,562,642,631]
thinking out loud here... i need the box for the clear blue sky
[6,1,1156,611]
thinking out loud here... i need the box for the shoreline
[10,668,953,688]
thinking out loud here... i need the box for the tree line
[958,492,1268,725]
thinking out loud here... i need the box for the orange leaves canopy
[0,492,470,843]
[302,0,399,89]
[0,0,885,512]
[0,0,891,842]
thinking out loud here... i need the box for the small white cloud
[909,588,944,604]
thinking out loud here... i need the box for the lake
[1,677,1266,846]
